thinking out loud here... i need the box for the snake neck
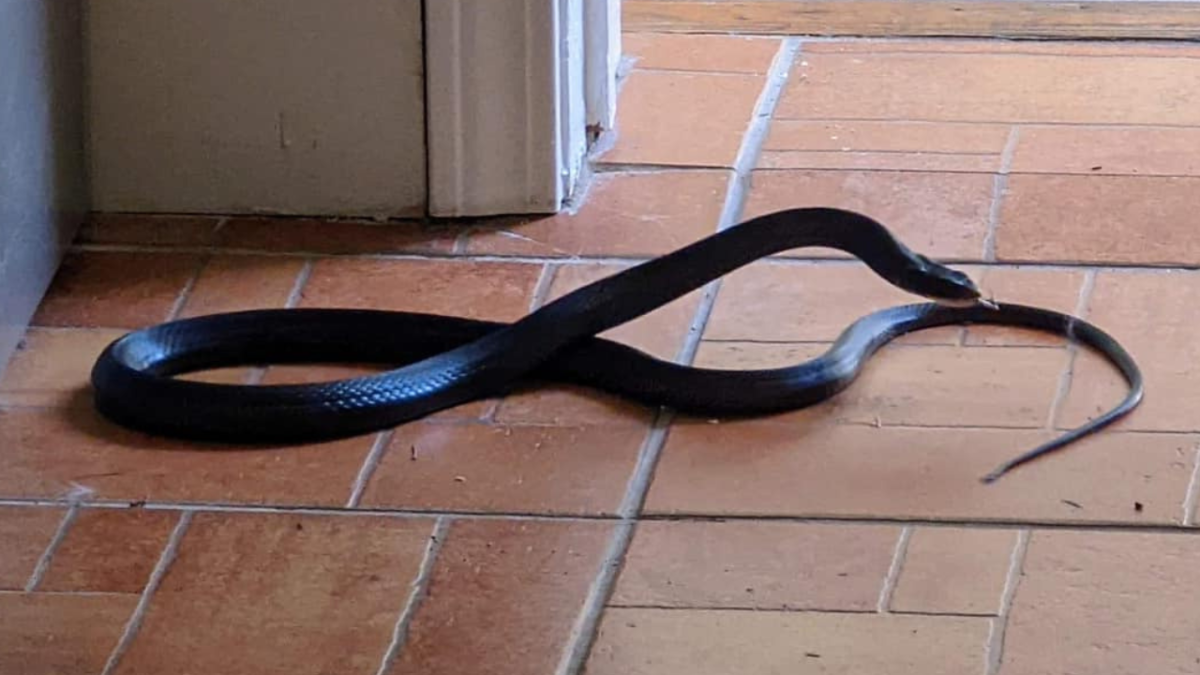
[751,207,922,279]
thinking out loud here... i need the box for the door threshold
[624,0,1200,42]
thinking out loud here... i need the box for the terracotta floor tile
[547,263,704,359]
[623,33,781,74]
[26,37,1200,671]
[491,258,710,424]
[704,262,965,344]
[1058,271,1198,432]
[759,120,1009,172]
[388,519,612,675]
[78,213,222,246]
[801,39,1200,58]
[0,407,376,506]
[818,344,1064,428]
[741,170,992,260]
[695,340,1066,428]
[176,255,306,318]
[597,69,765,167]
[0,325,246,400]
[260,363,386,385]
[997,174,1200,265]
[0,506,64,590]
[0,328,126,408]
[215,216,455,254]
[463,171,730,257]
[612,520,900,611]
[965,267,1087,347]
[175,367,254,384]
[0,593,138,675]
[694,340,826,370]
[299,258,542,322]
[31,251,202,329]
[114,512,432,675]
[492,385,653,427]
[1011,126,1200,177]
[1001,530,1200,673]
[777,51,1200,125]
[38,509,178,594]
[700,262,1067,350]
[588,608,990,675]
[646,421,1193,523]
[359,422,646,515]
[889,526,1018,616]
[1060,348,1167,435]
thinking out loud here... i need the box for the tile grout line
[983,126,1020,262]
[958,267,992,346]
[1074,269,1099,322]
[632,64,786,77]
[594,161,743,174]
[671,38,803,367]
[7,497,1200,533]
[373,517,451,675]
[0,499,131,509]
[553,37,804,675]
[985,529,1031,675]
[209,216,230,238]
[284,258,315,309]
[1046,269,1098,429]
[877,525,913,613]
[618,411,677,520]
[478,398,503,424]
[70,241,1200,274]
[23,504,80,592]
[244,257,317,385]
[155,501,616,522]
[758,42,1200,60]
[345,431,396,509]
[164,255,210,321]
[100,511,194,675]
[554,519,636,675]
[529,262,562,312]
[603,603,1003,618]
[1182,443,1200,527]
[718,37,804,236]
[766,148,1000,158]
[0,397,1183,433]
[482,260,563,423]
[451,224,473,254]
[768,115,1200,130]
[548,257,707,672]
[604,600,998,619]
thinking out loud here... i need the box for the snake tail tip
[979,470,1005,485]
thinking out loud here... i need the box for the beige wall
[0,0,87,379]
[86,0,427,217]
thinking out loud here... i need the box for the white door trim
[424,0,618,217]
[585,0,621,132]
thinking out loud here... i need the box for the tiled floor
[5,33,1200,675]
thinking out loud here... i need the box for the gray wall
[0,0,87,380]
[86,0,427,218]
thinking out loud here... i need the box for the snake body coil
[91,208,1143,482]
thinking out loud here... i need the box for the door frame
[424,0,620,217]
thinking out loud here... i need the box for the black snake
[90,208,1143,483]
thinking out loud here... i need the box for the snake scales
[90,207,1143,483]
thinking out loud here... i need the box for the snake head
[902,254,990,308]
